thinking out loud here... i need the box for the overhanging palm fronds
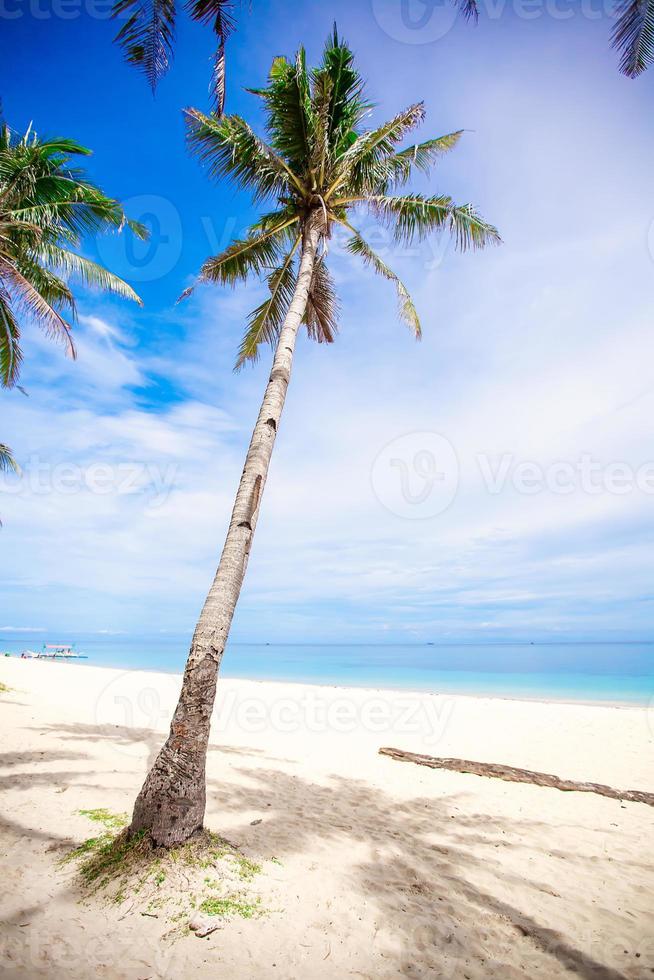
[611,0,654,76]
[112,0,238,109]
[113,0,177,92]
[458,0,654,78]
[183,26,500,368]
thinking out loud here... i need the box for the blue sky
[1,0,653,643]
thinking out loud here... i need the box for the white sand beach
[0,658,652,978]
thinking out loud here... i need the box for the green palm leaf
[345,228,421,338]
[0,442,19,474]
[185,109,303,201]
[330,102,426,196]
[369,194,501,250]
[190,217,298,293]
[41,246,143,305]
[236,236,301,369]
[0,290,22,387]
[112,0,176,92]
[611,0,654,77]
[0,257,74,352]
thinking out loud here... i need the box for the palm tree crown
[184,28,500,369]
[0,121,146,390]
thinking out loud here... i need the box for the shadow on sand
[1,722,638,979]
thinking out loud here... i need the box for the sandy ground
[0,658,652,979]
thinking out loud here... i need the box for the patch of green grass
[237,856,262,881]
[76,829,150,886]
[77,809,128,831]
[61,814,268,934]
[0,682,11,693]
[62,836,107,862]
[269,856,282,866]
[200,895,261,919]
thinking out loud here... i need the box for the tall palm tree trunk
[130,216,321,846]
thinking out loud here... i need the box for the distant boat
[22,644,88,660]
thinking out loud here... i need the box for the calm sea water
[1,633,653,705]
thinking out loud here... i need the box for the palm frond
[303,255,339,343]
[249,49,316,173]
[41,246,143,304]
[0,442,19,474]
[236,236,301,368]
[456,0,479,21]
[319,26,370,156]
[0,289,22,387]
[611,0,654,77]
[212,40,226,115]
[186,216,298,294]
[185,109,303,201]
[309,70,334,186]
[345,228,421,338]
[185,0,236,112]
[112,0,176,92]
[377,131,463,190]
[0,257,75,357]
[330,102,425,196]
[186,0,235,31]
[16,259,75,314]
[369,194,501,250]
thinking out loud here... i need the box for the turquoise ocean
[1,633,652,705]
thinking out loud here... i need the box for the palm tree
[129,28,500,847]
[0,120,146,464]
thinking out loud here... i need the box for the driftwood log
[378,747,654,807]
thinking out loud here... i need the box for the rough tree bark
[129,215,322,846]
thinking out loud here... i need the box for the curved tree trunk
[129,216,321,846]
